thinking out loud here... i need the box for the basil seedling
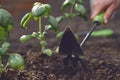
[20,2,62,56]
[0,6,25,77]
[54,0,87,41]
[8,53,25,70]
[61,0,87,24]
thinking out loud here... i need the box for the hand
[91,0,120,23]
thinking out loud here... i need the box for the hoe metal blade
[59,27,83,56]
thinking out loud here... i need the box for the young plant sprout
[60,0,87,26]
[55,0,87,41]
[45,0,87,41]
[20,2,62,56]
[0,6,25,76]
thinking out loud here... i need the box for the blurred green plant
[0,6,13,42]
[91,29,114,37]
[43,0,87,40]
[55,0,87,40]
[78,29,114,37]
[61,0,87,25]
[0,6,25,77]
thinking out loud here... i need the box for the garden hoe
[59,13,105,75]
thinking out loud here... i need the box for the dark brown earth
[0,0,120,80]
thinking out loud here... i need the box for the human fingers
[104,3,117,23]
[91,2,105,20]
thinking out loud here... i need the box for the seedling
[0,6,25,77]
[55,0,87,42]
[20,2,64,56]
[60,0,87,26]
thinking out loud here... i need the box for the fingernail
[91,14,94,20]
[90,16,93,19]
[104,19,108,24]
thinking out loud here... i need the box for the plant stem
[68,2,75,27]
[3,62,8,72]
[39,17,42,33]
[39,17,43,48]
[0,56,3,77]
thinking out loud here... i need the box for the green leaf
[42,49,52,56]
[20,12,32,29]
[43,4,51,16]
[48,16,59,31]
[7,24,13,32]
[56,16,64,23]
[61,0,75,11]
[31,4,46,17]
[33,2,42,6]
[77,0,83,4]
[33,16,39,21]
[56,31,64,40]
[0,7,14,31]
[40,41,47,48]
[0,47,8,56]
[0,27,8,42]
[39,33,45,40]
[55,47,59,53]
[45,25,53,31]
[20,35,33,43]
[0,56,4,77]
[75,4,87,19]
[31,32,38,37]
[2,42,10,48]
[64,13,75,18]
[8,53,25,70]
